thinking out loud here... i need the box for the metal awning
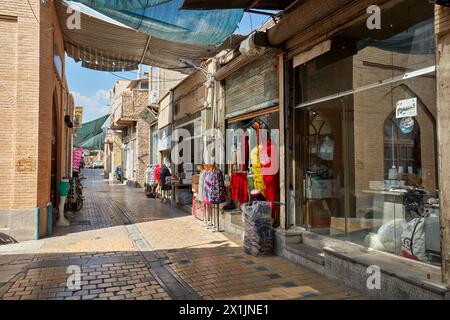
[56,1,242,73]
[181,0,297,10]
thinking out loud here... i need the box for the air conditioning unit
[239,31,269,56]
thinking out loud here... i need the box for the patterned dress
[203,169,228,205]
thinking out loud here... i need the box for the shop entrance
[293,97,354,237]
[289,0,440,264]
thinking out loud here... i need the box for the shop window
[291,0,439,265]
[139,80,149,90]
[384,113,422,183]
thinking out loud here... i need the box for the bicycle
[65,174,86,212]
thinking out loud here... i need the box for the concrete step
[286,243,325,266]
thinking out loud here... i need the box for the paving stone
[0,170,362,301]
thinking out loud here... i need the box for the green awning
[74,114,109,148]
[78,131,106,150]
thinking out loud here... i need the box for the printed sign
[396,98,417,119]
[74,107,83,128]
[72,147,84,173]
[400,117,415,134]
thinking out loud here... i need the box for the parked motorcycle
[114,166,123,182]
[65,173,86,212]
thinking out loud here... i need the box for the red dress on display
[260,143,279,219]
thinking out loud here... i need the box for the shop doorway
[294,99,352,237]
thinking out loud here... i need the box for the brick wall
[136,119,150,187]
[133,89,150,187]
[0,0,71,240]
[0,15,18,209]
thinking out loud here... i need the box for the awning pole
[139,36,152,65]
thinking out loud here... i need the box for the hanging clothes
[204,168,228,205]
[154,164,161,184]
[159,165,171,191]
[148,165,158,186]
[230,172,248,204]
[260,143,279,219]
[203,170,213,205]
[250,145,265,194]
[242,131,250,172]
[197,169,207,203]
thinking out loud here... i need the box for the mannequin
[56,179,70,227]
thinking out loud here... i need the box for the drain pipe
[47,203,53,236]
[35,207,40,240]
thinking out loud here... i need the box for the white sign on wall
[396,98,418,119]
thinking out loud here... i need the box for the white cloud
[72,89,110,123]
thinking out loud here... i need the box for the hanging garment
[250,146,265,194]
[260,143,279,176]
[203,171,213,205]
[263,175,279,219]
[230,172,248,204]
[154,164,161,184]
[242,131,250,172]
[148,165,158,186]
[197,170,207,203]
[260,143,279,219]
[159,165,171,191]
[204,169,228,205]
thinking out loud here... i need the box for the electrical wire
[27,0,40,24]
[122,69,186,82]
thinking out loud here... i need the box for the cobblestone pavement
[0,170,363,300]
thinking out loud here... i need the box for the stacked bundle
[241,202,274,256]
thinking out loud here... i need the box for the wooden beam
[267,0,354,46]
[436,5,450,286]
[278,53,287,229]
[268,0,402,58]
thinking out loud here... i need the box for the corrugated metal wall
[225,51,278,117]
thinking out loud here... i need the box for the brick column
[436,5,450,285]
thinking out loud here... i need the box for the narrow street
[0,171,361,301]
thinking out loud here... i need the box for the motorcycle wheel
[75,197,84,212]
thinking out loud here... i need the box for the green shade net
[78,131,106,150]
[66,0,243,46]
[74,114,109,148]
[73,0,171,10]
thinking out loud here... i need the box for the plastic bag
[365,233,387,251]
[377,219,406,253]
[241,201,273,256]
[401,218,427,262]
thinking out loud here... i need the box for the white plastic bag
[365,233,387,251]
[401,218,427,262]
[377,219,406,253]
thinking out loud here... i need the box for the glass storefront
[225,111,281,224]
[291,0,439,264]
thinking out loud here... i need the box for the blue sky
[66,12,270,123]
